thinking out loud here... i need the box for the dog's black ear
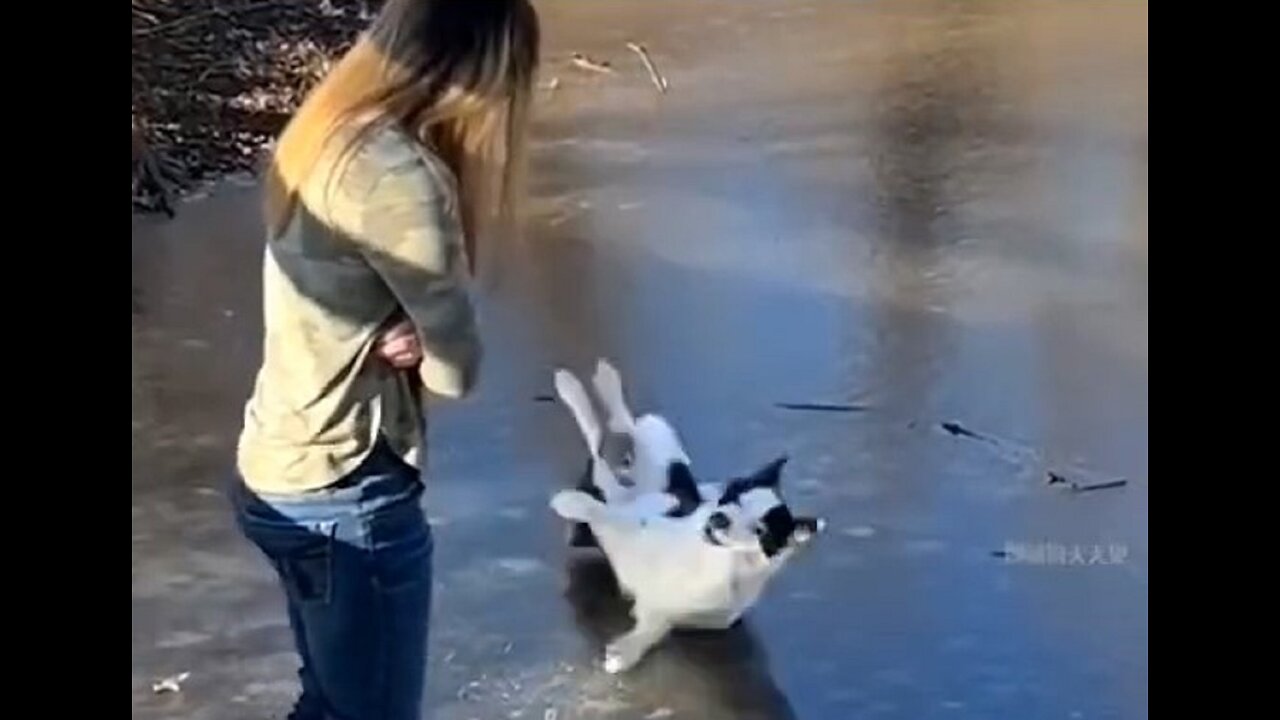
[747,455,788,488]
[721,456,789,504]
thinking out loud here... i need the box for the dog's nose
[708,511,730,531]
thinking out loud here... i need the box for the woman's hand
[374,318,423,369]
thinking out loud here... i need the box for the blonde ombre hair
[264,0,540,270]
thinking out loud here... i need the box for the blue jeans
[232,439,433,720]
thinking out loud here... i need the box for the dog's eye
[753,525,765,537]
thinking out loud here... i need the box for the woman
[231,1,539,718]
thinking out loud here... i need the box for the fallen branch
[774,401,869,413]
[134,1,287,39]
[570,52,614,74]
[939,420,997,444]
[1045,472,1128,493]
[939,420,1130,495]
[625,42,668,94]
[132,0,370,213]
[132,125,177,217]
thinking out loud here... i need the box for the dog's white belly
[668,560,773,629]
[590,524,766,627]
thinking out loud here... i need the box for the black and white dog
[550,360,824,673]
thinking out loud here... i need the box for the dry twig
[569,52,614,74]
[625,42,668,93]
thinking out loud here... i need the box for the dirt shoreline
[131,0,379,214]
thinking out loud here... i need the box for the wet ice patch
[533,138,650,162]
[241,677,298,699]
[838,479,880,500]
[795,477,825,493]
[156,630,211,649]
[494,557,547,576]
[822,552,865,569]
[497,506,529,521]
[902,538,948,555]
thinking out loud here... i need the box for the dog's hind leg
[555,369,602,453]
[593,359,637,434]
[557,368,629,502]
[604,610,672,674]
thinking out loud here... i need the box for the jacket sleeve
[328,136,482,399]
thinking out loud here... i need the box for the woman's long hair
[264,0,540,271]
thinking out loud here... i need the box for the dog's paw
[553,367,576,388]
[554,369,587,405]
[792,516,826,545]
[593,359,622,392]
[603,642,640,674]
[603,653,627,674]
[550,490,598,522]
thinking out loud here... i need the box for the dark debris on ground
[131,0,382,215]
